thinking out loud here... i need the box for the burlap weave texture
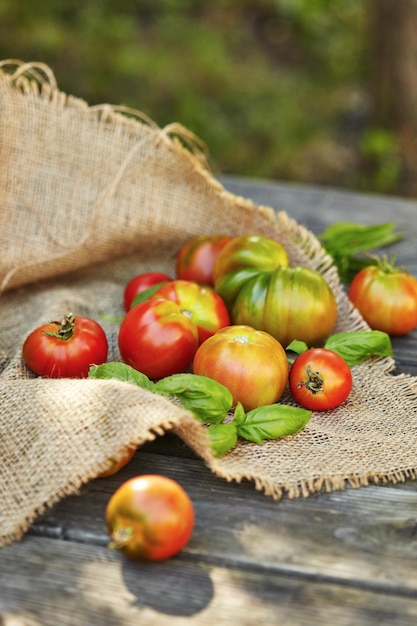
[1,60,417,547]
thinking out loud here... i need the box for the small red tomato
[150,279,230,344]
[106,474,195,561]
[348,260,417,336]
[22,313,108,378]
[176,235,232,286]
[123,271,173,311]
[96,446,137,478]
[193,325,288,411]
[289,348,352,411]
[118,298,199,379]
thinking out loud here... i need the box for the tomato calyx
[109,525,136,551]
[297,364,324,395]
[43,313,76,341]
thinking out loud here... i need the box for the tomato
[289,348,352,411]
[348,260,417,336]
[193,325,288,411]
[213,234,337,347]
[213,234,289,285]
[176,235,232,286]
[106,474,194,561]
[97,446,137,478]
[123,271,173,311]
[150,279,230,343]
[22,313,108,378]
[118,298,199,378]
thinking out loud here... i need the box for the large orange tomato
[106,474,195,561]
[192,325,289,411]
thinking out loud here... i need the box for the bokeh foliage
[1,0,394,192]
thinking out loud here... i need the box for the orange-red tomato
[289,348,352,411]
[118,298,199,379]
[150,279,230,344]
[176,235,232,286]
[22,313,108,378]
[96,446,137,478]
[193,325,289,411]
[106,474,195,561]
[348,262,417,335]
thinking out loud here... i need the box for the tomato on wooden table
[289,348,352,411]
[193,324,289,411]
[150,279,230,344]
[176,235,232,286]
[118,298,199,379]
[348,259,417,336]
[22,313,108,378]
[96,446,137,478]
[123,271,173,311]
[106,474,195,561]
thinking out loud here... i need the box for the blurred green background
[0,0,413,196]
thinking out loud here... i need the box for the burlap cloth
[1,60,417,548]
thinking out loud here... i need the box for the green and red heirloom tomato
[348,260,417,336]
[289,348,352,411]
[106,474,195,561]
[212,234,289,289]
[150,279,230,344]
[213,234,337,347]
[22,313,108,378]
[118,298,199,379]
[123,271,173,311]
[193,325,289,411]
[97,446,137,478]
[176,235,232,286]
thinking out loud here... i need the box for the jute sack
[1,60,417,548]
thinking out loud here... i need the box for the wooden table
[1,176,417,626]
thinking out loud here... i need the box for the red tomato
[22,313,108,378]
[106,474,195,561]
[123,271,173,311]
[150,279,230,344]
[289,348,352,411]
[118,298,199,378]
[97,446,137,478]
[348,261,417,336]
[192,325,288,411]
[176,235,232,286]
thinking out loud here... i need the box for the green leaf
[154,373,233,424]
[286,339,309,355]
[324,330,393,366]
[207,422,238,457]
[232,402,246,425]
[130,281,170,308]
[235,404,311,445]
[88,362,154,390]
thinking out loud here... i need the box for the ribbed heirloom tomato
[289,348,352,411]
[106,475,195,561]
[348,260,417,336]
[193,325,289,411]
[176,235,232,286]
[22,313,108,378]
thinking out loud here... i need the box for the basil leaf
[88,362,154,390]
[286,339,309,355]
[324,330,393,366]
[235,404,311,445]
[207,423,238,457]
[130,281,170,308]
[154,373,233,424]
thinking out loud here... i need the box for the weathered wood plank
[30,441,417,595]
[2,535,417,626]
